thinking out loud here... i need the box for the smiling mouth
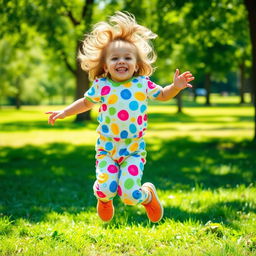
[116,67,128,73]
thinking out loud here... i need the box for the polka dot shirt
[84,76,161,139]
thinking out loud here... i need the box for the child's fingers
[187,84,193,88]
[174,69,180,79]
[186,77,195,82]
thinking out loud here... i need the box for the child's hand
[45,110,66,126]
[173,69,194,90]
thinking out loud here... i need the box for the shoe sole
[143,182,164,222]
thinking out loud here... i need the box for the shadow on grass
[0,138,255,226]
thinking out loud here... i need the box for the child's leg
[118,154,150,205]
[94,154,119,202]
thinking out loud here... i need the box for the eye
[111,57,118,61]
[125,57,132,60]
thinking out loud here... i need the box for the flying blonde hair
[78,11,157,81]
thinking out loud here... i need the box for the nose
[117,58,125,64]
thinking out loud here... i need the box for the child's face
[104,41,139,82]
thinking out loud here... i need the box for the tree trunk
[74,48,91,122]
[205,73,211,106]
[244,0,256,141]
[176,92,182,113]
[239,62,246,104]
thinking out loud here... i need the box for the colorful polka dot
[109,107,116,115]
[129,101,139,111]
[120,89,132,100]
[107,164,118,173]
[111,123,119,135]
[140,105,147,113]
[135,92,146,101]
[105,142,113,150]
[124,178,135,189]
[108,94,118,104]
[147,81,156,89]
[132,190,142,199]
[101,86,111,95]
[117,110,129,121]
[99,160,107,168]
[128,165,139,176]
[137,116,143,125]
[129,124,137,133]
[98,173,109,183]
[117,185,122,196]
[96,191,106,198]
[102,125,109,133]
[120,130,128,139]
[109,181,118,193]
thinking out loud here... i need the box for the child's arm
[156,69,194,101]
[45,98,94,126]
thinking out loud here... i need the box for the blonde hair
[78,11,157,81]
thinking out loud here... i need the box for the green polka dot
[137,83,143,88]
[124,178,135,189]
[105,116,111,124]
[125,138,132,145]
[109,107,116,115]
[122,161,128,168]
[136,178,141,186]
[141,152,147,157]
[99,160,107,168]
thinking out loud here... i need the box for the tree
[244,0,256,141]
[1,0,94,120]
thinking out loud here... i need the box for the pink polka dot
[102,104,107,111]
[114,138,120,142]
[128,165,139,176]
[139,131,143,137]
[141,158,145,163]
[107,164,118,173]
[143,114,147,121]
[117,185,122,196]
[118,110,129,121]
[148,81,156,89]
[137,116,143,125]
[101,86,111,96]
[96,191,106,198]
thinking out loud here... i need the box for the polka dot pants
[93,135,149,205]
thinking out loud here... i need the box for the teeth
[116,67,127,71]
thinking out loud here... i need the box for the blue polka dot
[132,154,140,158]
[118,170,122,179]
[120,130,128,139]
[120,89,132,100]
[139,141,145,149]
[101,78,107,81]
[102,125,109,133]
[97,138,100,145]
[129,101,139,111]
[140,105,147,113]
[105,142,113,150]
[109,181,118,193]
[140,162,144,171]
[88,87,95,96]
[132,190,142,199]
[119,148,129,156]
[153,91,161,98]
[101,97,105,102]
[132,78,139,83]
[129,124,137,133]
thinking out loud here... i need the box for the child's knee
[93,181,117,201]
[119,187,145,205]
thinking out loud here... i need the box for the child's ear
[103,64,108,73]
[135,64,139,72]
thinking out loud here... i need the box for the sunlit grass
[0,95,255,255]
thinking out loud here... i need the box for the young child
[46,12,194,223]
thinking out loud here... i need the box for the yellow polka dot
[130,117,136,122]
[123,82,132,88]
[123,198,134,205]
[108,94,118,104]
[135,92,146,101]
[98,173,108,183]
[129,142,138,152]
[93,97,100,102]
[111,123,119,135]
[98,154,106,159]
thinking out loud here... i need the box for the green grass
[0,95,256,255]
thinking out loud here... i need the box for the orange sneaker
[97,199,114,222]
[141,183,164,223]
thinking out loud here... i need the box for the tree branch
[67,10,80,26]
[61,49,76,76]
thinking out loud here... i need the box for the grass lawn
[0,95,255,255]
